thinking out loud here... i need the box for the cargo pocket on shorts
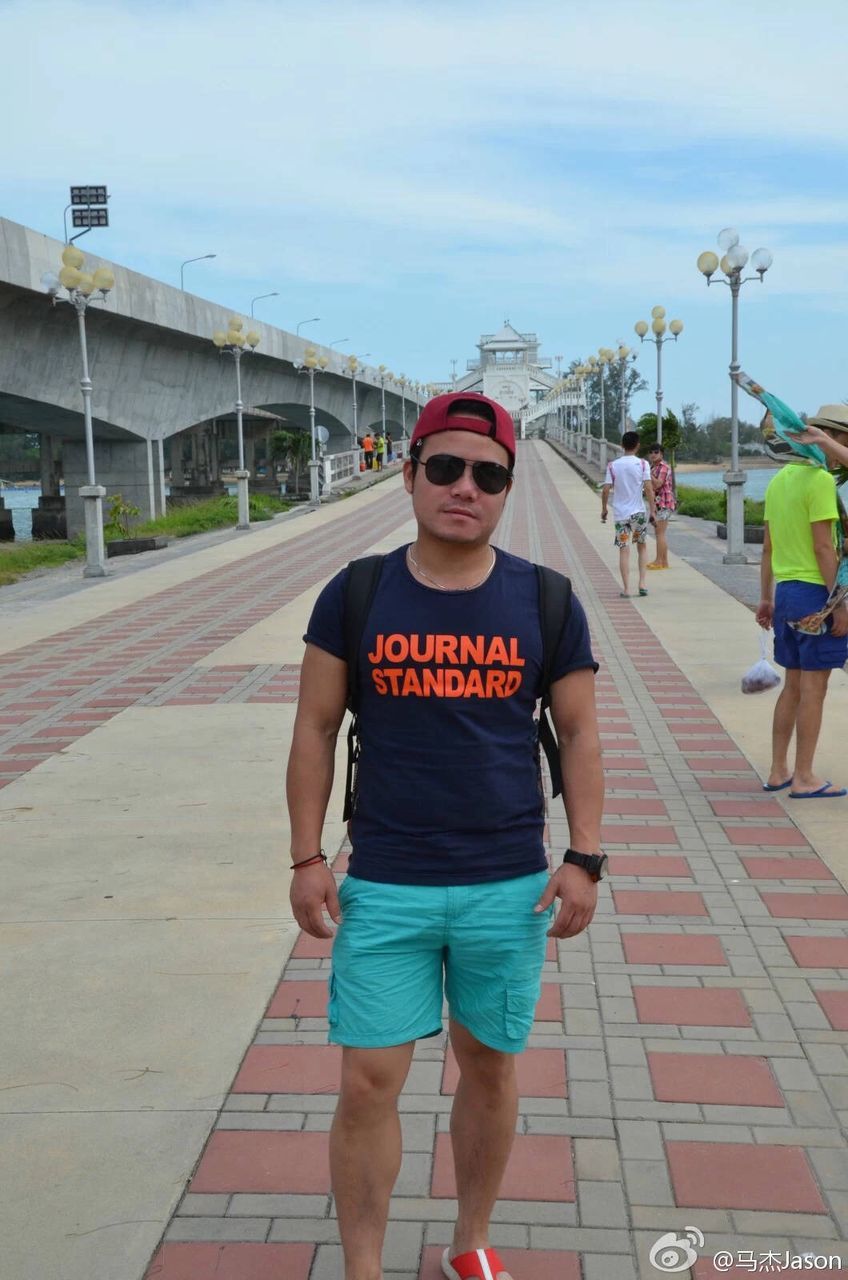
[504,980,539,1041]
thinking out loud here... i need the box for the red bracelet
[290,851,328,870]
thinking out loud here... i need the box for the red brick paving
[814,990,848,1030]
[667,1141,827,1212]
[762,892,848,920]
[741,856,834,880]
[723,824,811,847]
[231,1044,341,1093]
[785,935,848,967]
[648,1052,783,1105]
[145,1243,315,1280]
[608,855,692,877]
[634,986,751,1027]
[266,979,328,1018]
[613,890,708,916]
[621,932,728,966]
[190,1131,331,1193]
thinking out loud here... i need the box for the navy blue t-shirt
[304,545,597,885]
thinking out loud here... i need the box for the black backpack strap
[535,564,573,800]
[342,554,385,821]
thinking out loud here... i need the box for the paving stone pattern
[6,447,848,1278]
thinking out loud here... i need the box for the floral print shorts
[614,511,649,548]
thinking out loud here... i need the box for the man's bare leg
[330,1042,415,1280]
[793,668,833,793]
[767,667,800,788]
[619,545,630,595]
[448,1019,518,1258]
[636,538,649,591]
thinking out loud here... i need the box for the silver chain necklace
[406,545,496,592]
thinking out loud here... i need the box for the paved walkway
[3,444,848,1280]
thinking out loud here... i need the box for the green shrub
[675,485,765,526]
[133,493,290,539]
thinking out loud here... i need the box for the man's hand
[601,512,608,523]
[290,864,341,939]
[534,863,598,939]
[830,602,848,638]
[755,600,774,629]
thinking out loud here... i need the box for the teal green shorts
[328,871,553,1054]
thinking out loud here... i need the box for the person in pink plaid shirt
[647,443,676,570]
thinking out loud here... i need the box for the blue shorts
[328,871,553,1054]
[774,580,848,671]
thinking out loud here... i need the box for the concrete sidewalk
[3,443,848,1280]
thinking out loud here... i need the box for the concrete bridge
[0,217,421,533]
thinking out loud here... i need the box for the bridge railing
[544,422,624,474]
[319,437,411,494]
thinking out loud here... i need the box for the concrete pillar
[208,421,219,484]
[40,434,60,497]
[170,435,184,487]
[62,439,152,540]
[157,439,167,517]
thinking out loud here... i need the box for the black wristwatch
[562,849,608,881]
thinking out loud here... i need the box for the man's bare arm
[811,519,839,591]
[601,483,611,522]
[534,667,603,939]
[756,523,774,628]
[286,643,348,937]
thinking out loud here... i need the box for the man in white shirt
[600,431,657,597]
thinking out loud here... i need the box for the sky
[4,0,848,425]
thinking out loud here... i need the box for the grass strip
[0,539,84,587]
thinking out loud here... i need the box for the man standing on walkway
[287,391,604,1280]
[646,442,676,570]
[601,430,656,597]
[756,405,848,798]
[361,432,374,472]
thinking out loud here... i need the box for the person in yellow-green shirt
[756,404,848,799]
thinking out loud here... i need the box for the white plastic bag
[741,632,781,694]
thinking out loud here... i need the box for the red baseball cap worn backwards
[409,392,516,465]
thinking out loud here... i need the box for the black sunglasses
[413,452,513,495]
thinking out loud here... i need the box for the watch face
[596,854,609,881]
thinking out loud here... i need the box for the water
[1,484,238,542]
[678,468,778,501]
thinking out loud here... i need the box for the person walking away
[647,442,676,569]
[287,390,604,1280]
[601,430,656,597]
[756,403,848,798]
[377,432,388,470]
[372,432,384,470]
[385,431,394,463]
[362,433,374,472]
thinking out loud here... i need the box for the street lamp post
[634,308,684,448]
[212,318,261,529]
[697,228,773,564]
[293,346,328,504]
[398,374,408,445]
[346,355,361,445]
[614,344,637,435]
[180,254,216,291]
[250,290,278,317]
[296,317,319,336]
[42,245,115,577]
[329,338,349,349]
[377,365,388,437]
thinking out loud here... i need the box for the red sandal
[441,1245,514,1280]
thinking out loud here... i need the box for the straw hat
[808,404,848,435]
